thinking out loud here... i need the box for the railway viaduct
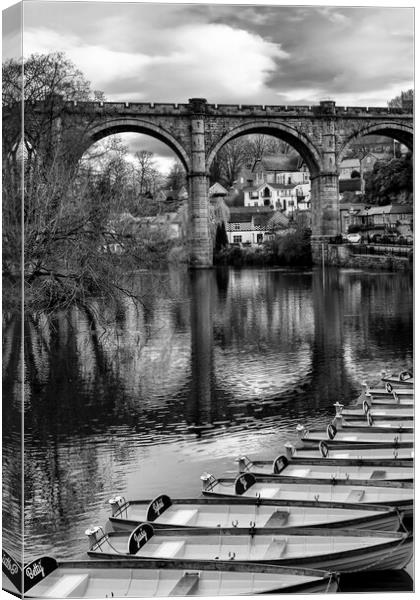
[14,97,413,266]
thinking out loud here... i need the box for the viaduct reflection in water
[2,268,413,560]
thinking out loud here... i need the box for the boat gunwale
[53,557,338,579]
[225,474,413,487]
[246,457,413,468]
[115,497,399,512]
[103,525,409,541]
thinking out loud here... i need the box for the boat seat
[44,574,88,598]
[257,487,278,499]
[289,468,311,477]
[264,511,289,527]
[264,538,288,560]
[346,490,365,502]
[370,470,387,480]
[166,509,198,526]
[168,572,200,596]
[153,541,185,558]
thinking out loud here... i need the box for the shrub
[271,228,313,266]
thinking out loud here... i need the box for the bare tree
[388,89,414,109]
[3,53,172,316]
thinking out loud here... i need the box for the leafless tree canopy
[2,53,178,317]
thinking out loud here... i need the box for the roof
[253,214,272,227]
[367,204,413,216]
[244,183,297,192]
[229,213,254,223]
[339,202,372,210]
[340,158,360,168]
[209,182,229,196]
[229,206,273,214]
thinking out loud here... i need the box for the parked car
[346,233,362,243]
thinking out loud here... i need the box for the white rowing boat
[106,493,402,533]
[284,441,414,461]
[381,370,413,389]
[296,422,414,446]
[342,417,413,429]
[86,523,413,573]
[341,404,413,420]
[1,550,338,596]
[236,454,413,482]
[200,472,413,517]
[362,383,413,398]
[364,393,414,407]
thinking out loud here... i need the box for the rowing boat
[381,370,413,389]
[296,422,414,446]
[364,393,414,407]
[342,417,413,429]
[284,441,414,461]
[236,454,413,482]
[341,405,413,420]
[362,383,413,398]
[106,493,402,533]
[1,550,339,596]
[200,473,413,517]
[86,523,413,573]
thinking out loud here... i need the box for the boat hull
[239,455,413,482]
[2,555,340,597]
[107,496,402,533]
[202,476,413,518]
[87,527,413,574]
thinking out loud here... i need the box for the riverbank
[326,244,412,271]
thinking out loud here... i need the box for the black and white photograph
[2,1,414,597]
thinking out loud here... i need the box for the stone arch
[337,121,413,163]
[84,118,191,171]
[206,121,323,176]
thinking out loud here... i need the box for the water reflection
[2,268,413,562]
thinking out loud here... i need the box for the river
[2,266,413,592]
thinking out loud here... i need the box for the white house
[243,182,303,216]
[226,207,289,245]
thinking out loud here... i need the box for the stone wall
[325,244,411,271]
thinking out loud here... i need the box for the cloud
[23,19,288,103]
[20,4,413,108]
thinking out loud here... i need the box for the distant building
[233,155,310,195]
[251,156,310,186]
[243,181,310,216]
[226,207,289,245]
[339,203,413,237]
[339,158,361,180]
[363,204,413,234]
[209,182,229,198]
[338,203,372,233]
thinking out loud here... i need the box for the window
[288,200,294,207]
[233,223,241,230]
[267,173,274,183]
[233,235,242,243]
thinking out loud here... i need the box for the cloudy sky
[2,1,415,171]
